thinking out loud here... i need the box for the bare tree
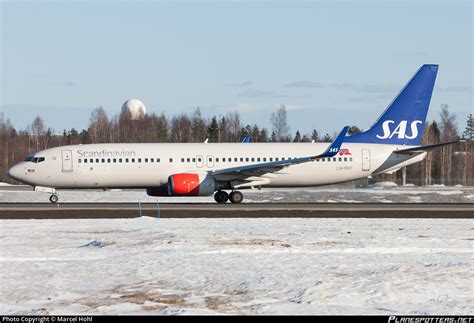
[439,105,458,185]
[88,107,111,143]
[270,105,290,142]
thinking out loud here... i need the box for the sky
[1,0,472,136]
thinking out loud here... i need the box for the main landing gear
[214,190,243,204]
[49,194,59,204]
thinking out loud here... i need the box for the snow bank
[0,217,472,315]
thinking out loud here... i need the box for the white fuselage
[8,142,425,190]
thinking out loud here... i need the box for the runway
[0,202,472,219]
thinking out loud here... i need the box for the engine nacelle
[167,173,215,196]
[146,185,169,197]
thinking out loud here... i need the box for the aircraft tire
[214,191,229,204]
[49,194,58,204]
[229,191,243,204]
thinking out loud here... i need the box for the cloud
[437,86,473,93]
[238,88,287,98]
[284,80,398,93]
[284,81,324,89]
[280,103,305,111]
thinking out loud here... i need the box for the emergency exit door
[61,150,73,172]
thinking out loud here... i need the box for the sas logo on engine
[338,148,352,156]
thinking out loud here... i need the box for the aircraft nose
[7,164,22,181]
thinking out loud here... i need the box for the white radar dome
[121,99,146,119]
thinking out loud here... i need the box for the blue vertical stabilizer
[345,64,438,145]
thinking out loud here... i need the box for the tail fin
[345,64,438,145]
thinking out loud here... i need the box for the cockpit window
[24,156,45,163]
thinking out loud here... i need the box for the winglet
[242,135,251,143]
[312,126,350,159]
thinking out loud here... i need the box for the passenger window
[78,159,82,163]
[150,158,154,162]
[125,158,129,163]
[119,159,122,163]
[263,158,267,162]
[197,158,201,162]
[216,158,219,162]
[84,159,88,163]
[240,158,243,162]
[276,158,279,161]
[222,158,226,162]
[234,158,238,162]
[339,157,342,162]
[344,157,347,162]
[145,158,148,163]
[138,158,142,163]
[209,157,213,162]
[157,158,160,163]
[333,158,337,162]
[257,158,261,162]
[102,158,105,163]
[181,158,185,162]
[169,158,173,163]
[269,158,273,162]
[350,157,353,162]
[131,158,134,163]
[113,159,117,163]
[187,158,190,162]
[192,158,196,162]
[107,158,111,163]
[90,159,93,163]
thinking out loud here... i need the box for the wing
[210,126,350,183]
[393,140,464,155]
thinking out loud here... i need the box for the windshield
[24,156,45,163]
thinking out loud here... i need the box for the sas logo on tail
[376,120,422,140]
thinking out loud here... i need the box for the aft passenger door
[61,150,73,172]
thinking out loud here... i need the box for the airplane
[7,64,461,204]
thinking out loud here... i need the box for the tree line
[1,105,472,185]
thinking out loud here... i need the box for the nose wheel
[49,194,59,204]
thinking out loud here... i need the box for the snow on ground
[0,217,472,315]
[0,186,473,203]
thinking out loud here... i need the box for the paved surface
[0,203,472,219]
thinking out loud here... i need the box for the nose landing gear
[49,194,59,204]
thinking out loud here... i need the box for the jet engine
[167,173,215,196]
[146,185,169,197]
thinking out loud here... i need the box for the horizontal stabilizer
[394,140,464,155]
